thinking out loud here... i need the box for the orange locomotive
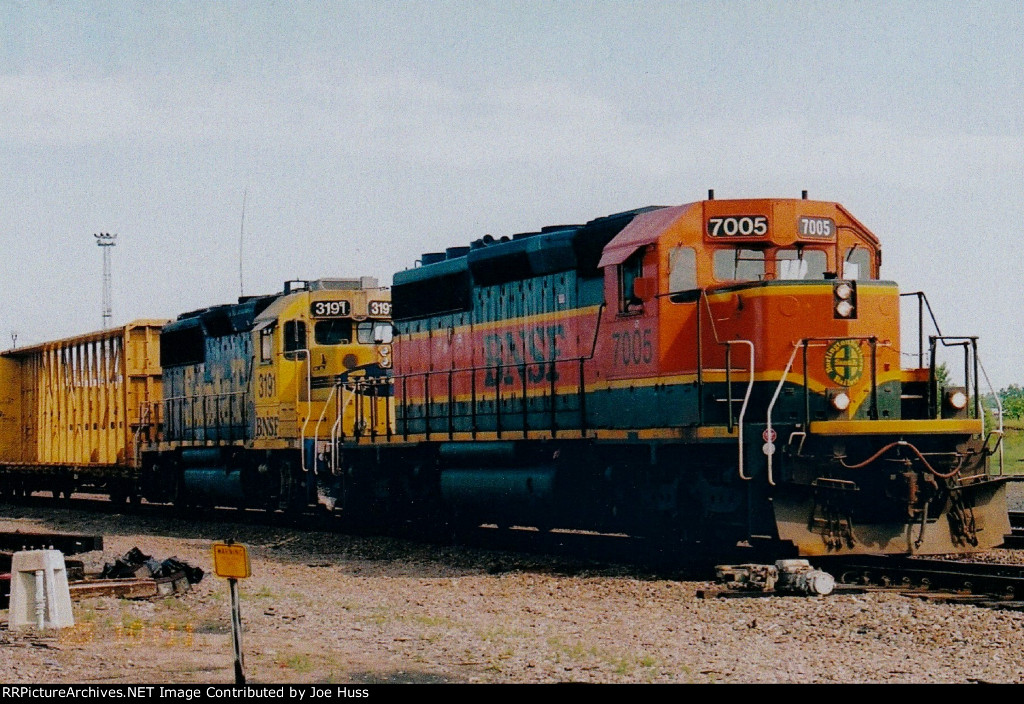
[336,194,1008,556]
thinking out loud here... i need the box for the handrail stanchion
[728,340,755,482]
[766,343,802,487]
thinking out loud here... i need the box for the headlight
[830,392,851,411]
[833,281,857,319]
[947,390,968,410]
[835,300,855,318]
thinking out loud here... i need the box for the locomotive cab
[593,198,1005,554]
[251,278,392,451]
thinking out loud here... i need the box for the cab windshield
[713,248,765,282]
[357,321,394,344]
[775,249,827,280]
[314,320,353,345]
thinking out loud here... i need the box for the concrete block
[9,550,74,630]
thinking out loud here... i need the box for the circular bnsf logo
[824,339,864,387]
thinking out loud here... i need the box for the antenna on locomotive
[802,190,808,199]
[708,189,714,200]
[238,186,248,298]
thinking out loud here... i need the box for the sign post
[212,540,251,685]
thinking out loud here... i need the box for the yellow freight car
[0,321,164,502]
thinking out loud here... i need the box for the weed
[277,653,314,674]
[411,614,453,628]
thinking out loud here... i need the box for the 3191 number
[368,300,391,317]
[311,300,351,317]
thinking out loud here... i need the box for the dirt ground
[3,500,1024,684]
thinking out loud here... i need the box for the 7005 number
[612,329,654,366]
[707,215,769,237]
[798,217,834,237]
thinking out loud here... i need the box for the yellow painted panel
[0,356,23,462]
[809,418,982,436]
[0,321,165,468]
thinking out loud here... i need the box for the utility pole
[94,233,117,329]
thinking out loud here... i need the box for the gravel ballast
[2,491,1024,684]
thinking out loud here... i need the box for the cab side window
[314,319,353,345]
[283,320,307,358]
[843,246,874,280]
[668,246,697,293]
[259,327,274,363]
[618,249,645,313]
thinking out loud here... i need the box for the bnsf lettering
[255,416,279,438]
[611,329,653,366]
[482,324,564,387]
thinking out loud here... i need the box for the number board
[368,300,392,317]
[310,300,351,318]
[707,215,769,237]
[798,217,835,238]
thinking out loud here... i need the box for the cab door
[602,247,658,382]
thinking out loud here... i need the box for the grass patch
[998,425,1024,470]
[547,636,660,678]
[478,624,528,641]
[276,653,314,674]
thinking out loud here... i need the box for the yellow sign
[212,543,251,579]
[824,339,864,387]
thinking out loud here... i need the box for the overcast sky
[1,1,1022,388]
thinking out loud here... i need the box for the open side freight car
[333,196,1009,556]
[0,321,164,502]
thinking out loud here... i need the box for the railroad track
[0,492,780,579]
[816,554,1024,607]
[6,493,1024,598]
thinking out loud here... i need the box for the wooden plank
[69,578,158,600]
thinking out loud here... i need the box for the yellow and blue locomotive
[139,277,392,510]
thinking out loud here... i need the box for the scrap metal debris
[62,547,206,601]
[715,559,836,596]
[100,547,204,585]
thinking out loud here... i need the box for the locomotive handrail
[330,385,357,472]
[727,340,756,481]
[927,335,981,421]
[976,353,1005,475]
[384,303,607,441]
[765,336,884,487]
[765,343,802,487]
[291,348,313,474]
[311,382,340,473]
[163,390,248,443]
[901,291,945,368]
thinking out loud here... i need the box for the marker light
[830,392,851,411]
[947,390,968,410]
